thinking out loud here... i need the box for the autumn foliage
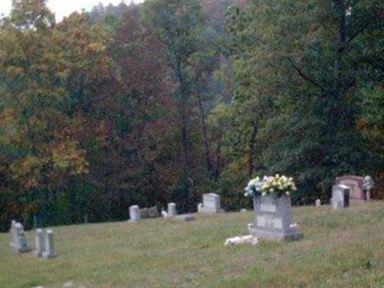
[0,0,383,231]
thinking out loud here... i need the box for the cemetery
[1,175,384,287]
[0,0,383,287]
[1,200,384,287]
[3,174,381,287]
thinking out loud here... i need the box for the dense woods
[0,0,383,231]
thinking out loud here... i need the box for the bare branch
[287,57,332,96]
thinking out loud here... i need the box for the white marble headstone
[198,193,222,214]
[10,222,29,253]
[332,185,350,209]
[167,203,176,217]
[204,194,220,209]
[129,205,141,222]
[42,229,56,259]
[35,229,45,258]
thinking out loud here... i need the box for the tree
[224,0,384,203]
[0,0,88,228]
[142,0,218,210]
[110,10,178,210]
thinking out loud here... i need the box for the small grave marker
[129,205,141,223]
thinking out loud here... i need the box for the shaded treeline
[0,0,383,231]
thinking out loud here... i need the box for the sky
[0,0,143,20]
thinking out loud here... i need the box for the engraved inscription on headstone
[257,215,266,227]
[260,203,276,212]
[273,218,283,230]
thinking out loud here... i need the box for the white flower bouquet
[245,174,297,198]
[244,176,264,198]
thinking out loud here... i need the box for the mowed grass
[2,202,384,288]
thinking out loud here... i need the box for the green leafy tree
[224,0,384,203]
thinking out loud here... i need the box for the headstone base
[197,207,225,214]
[174,214,195,222]
[10,243,31,253]
[42,252,57,259]
[250,227,302,241]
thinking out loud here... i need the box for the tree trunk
[213,139,223,181]
[247,121,258,177]
[176,64,192,210]
[196,94,213,178]
[333,0,347,100]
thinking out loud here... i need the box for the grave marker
[167,203,176,217]
[129,205,141,223]
[249,195,302,241]
[10,222,30,253]
[197,193,223,214]
[42,230,56,259]
[34,229,45,258]
[332,184,350,209]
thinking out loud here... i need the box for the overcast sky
[0,0,143,20]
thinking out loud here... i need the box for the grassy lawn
[1,202,384,288]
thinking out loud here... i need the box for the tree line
[0,0,383,231]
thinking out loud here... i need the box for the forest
[0,0,383,231]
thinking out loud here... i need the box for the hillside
[1,202,384,288]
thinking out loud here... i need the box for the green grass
[2,202,384,288]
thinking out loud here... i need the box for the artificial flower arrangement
[245,174,297,198]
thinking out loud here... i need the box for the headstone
[197,193,223,214]
[240,208,247,213]
[249,195,302,241]
[140,206,160,219]
[147,206,160,218]
[197,203,203,213]
[332,184,350,209]
[42,229,56,259]
[335,175,364,201]
[167,203,176,217]
[34,229,45,258]
[129,205,141,223]
[10,220,17,247]
[315,199,321,207]
[10,222,30,253]
[140,207,149,218]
